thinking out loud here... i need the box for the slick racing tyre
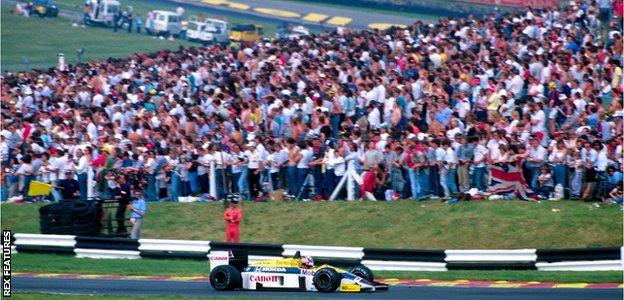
[349,265,374,282]
[210,265,242,291]
[313,268,341,293]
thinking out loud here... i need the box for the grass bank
[3,200,621,249]
[0,9,193,72]
[3,0,285,71]
[14,253,623,283]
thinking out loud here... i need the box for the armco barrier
[138,239,210,253]
[361,260,447,271]
[13,245,76,255]
[10,234,623,271]
[446,262,537,270]
[75,236,140,251]
[362,248,447,262]
[535,248,622,262]
[75,248,141,259]
[535,260,623,271]
[208,241,284,256]
[282,245,364,259]
[445,249,537,262]
[138,238,211,260]
[13,233,75,248]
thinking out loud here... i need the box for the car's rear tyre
[210,265,241,291]
[313,268,341,293]
[349,265,374,282]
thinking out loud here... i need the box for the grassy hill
[0,9,194,72]
[3,200,621,249]
[2,0,285,72]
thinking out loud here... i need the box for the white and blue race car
[208,251,389,293]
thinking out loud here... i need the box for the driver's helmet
[301,256,314,268]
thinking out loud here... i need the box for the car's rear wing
[208,250,248,272]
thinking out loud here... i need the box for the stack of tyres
[72,201,100,236]
[39,201,102,236]
[39,202,73,235]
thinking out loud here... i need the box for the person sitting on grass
[606,184,623,206]
[604,166,623,200]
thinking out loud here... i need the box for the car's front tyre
[209,265,242,291]
[349,265,374,282]
[313,268,341,293]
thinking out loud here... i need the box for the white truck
[147,10,182,37]
[187,18,229,45]
[84,0,120,26]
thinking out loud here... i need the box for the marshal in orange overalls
[223,202,243,243]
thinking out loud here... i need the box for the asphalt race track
[171,0,425,29]
[13,276,623,299]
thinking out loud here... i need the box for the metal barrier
[10,234,624,271]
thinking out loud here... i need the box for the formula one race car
[208,251,388,293]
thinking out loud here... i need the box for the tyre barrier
[10,234,623,271]
[39,201,102,237]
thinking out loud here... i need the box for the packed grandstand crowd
[1,1,623,204]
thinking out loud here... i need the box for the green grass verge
[0,9,193,72]
[4,0,284,72]
[13,253,623,283]
[3,200,622,249]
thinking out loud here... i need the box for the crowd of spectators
[1,1,623,204]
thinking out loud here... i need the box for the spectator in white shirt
[433,139,447,197]
[472,137,488,191]
[266,144,282,191]
[196,148,210,194]
[442,139,459,197]
[331,146,347,198]
[526,136,547,190]
[593,141,609,172]
[74,148,89,199]
[507,70,524,99]
[366,103,382,129]
[246,142,264,198]
[296,141,314,199]
[548,140,569,188]
[530,103,547,134]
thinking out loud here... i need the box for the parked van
[84,0,120,26]
[149,10,182,36]
[187,18,229,45]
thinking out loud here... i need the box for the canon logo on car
[254,267,287,272]
[209,256,228,261]
[249,275,279,282]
